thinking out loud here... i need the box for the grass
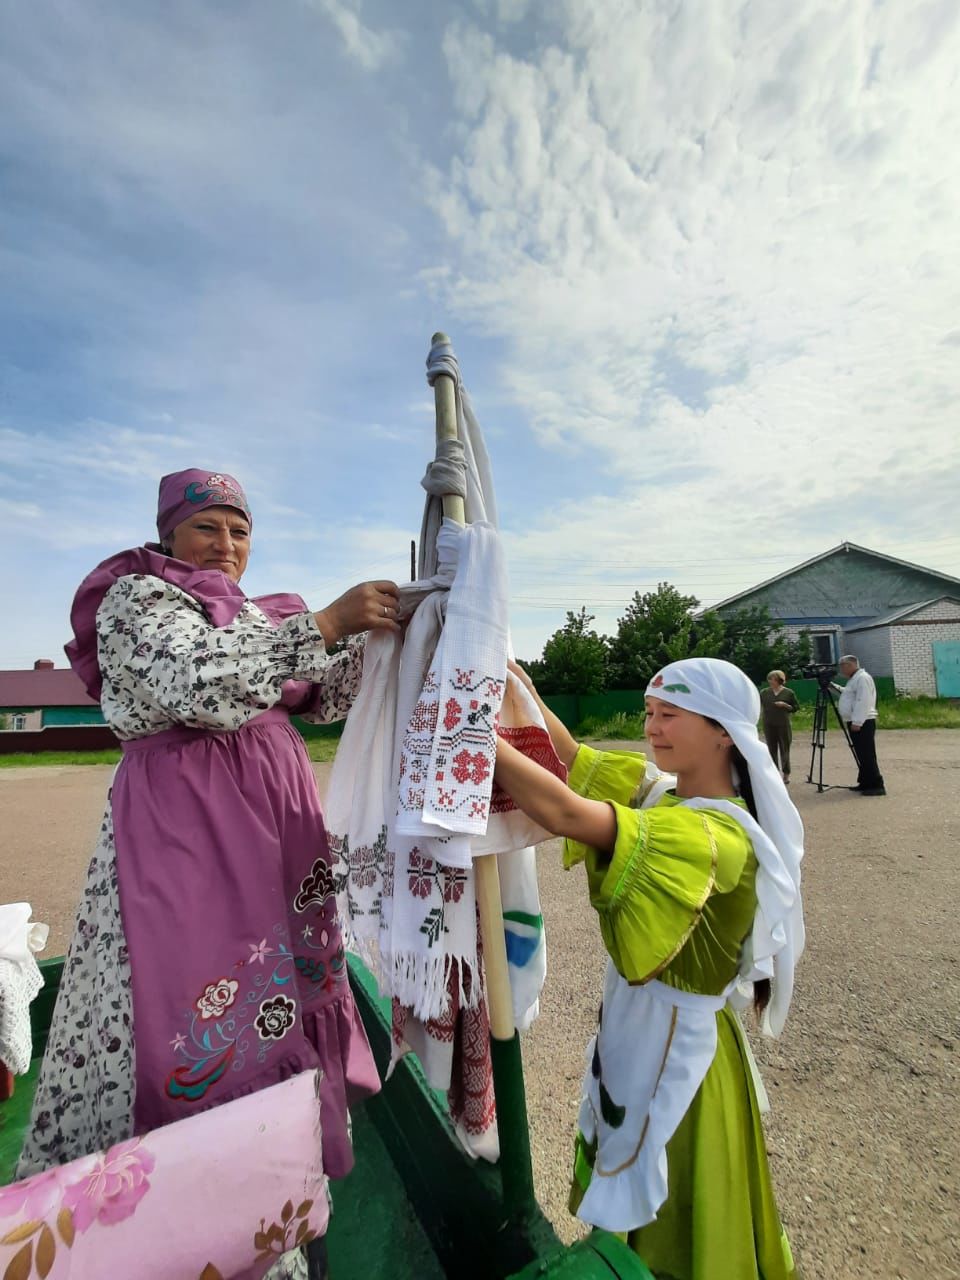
[576,696,960,740]
[791,696,960,731]
[575,711,648,740]
[0,737,343,769]
[2,697,955,768]
[0,749,122,768]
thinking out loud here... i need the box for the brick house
[843,598,960,696]
[712,543,960,696]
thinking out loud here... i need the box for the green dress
[565,745,795,1280]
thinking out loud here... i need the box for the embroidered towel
[328,336,560,1159]
[396,523,509,853]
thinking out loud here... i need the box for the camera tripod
[806,681,859,793]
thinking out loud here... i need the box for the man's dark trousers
[849,718,884,790]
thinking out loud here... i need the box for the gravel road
[2,728,957,1278]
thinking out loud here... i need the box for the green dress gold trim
[563,744,796,1280]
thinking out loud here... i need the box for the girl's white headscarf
[645,658,804,1037]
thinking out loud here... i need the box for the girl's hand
[507,659,534,691]
[314,580,401,647]
[507,660,579,769]
[495,737,616,853]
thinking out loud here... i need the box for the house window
[810,632,836,664]
[11,714,27,731]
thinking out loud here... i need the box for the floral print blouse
[96,574,365,738]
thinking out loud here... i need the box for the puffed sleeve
[578,802,751,984]
[296,634,367,724]
[563,744,661,870]
[97,574,337,732]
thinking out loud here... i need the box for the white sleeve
[837,682,853,720]
[96,574,333,731]
[851,672,875,723]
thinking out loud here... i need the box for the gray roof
[711,540,960,619]
[711,540,960,614]
[845,596,960,632]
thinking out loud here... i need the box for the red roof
[0,668,98,708]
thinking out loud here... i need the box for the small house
[712,543,960,696]
[0,659,111,750]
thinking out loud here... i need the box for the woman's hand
[314,580,401,647]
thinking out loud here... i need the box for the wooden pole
[430,331,515,1043]
[430,331,537,1218]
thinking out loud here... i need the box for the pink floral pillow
[0,1069,328,1279]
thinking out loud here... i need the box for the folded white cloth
[0,902,49,1075]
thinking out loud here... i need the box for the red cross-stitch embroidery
[408,847,440,900]
[452,750,491,786]
[490,725,567,814]
[443,698,462,730]
[442,867,467,904]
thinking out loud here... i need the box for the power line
[505,538,960,569]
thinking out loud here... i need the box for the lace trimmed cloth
[0,903,48,1076]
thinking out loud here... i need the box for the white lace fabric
[0,903,49,1076]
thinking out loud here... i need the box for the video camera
[801,663,837,689]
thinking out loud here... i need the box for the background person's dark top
[760,685,799,729]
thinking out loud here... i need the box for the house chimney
[33,659,55,670]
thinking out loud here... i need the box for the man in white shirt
[831,655,886,795]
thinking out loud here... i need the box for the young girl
[495,657,803,1280]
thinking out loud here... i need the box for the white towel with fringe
[326,336,560,1159]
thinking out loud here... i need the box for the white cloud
[0,499,43,522]
[418,0,960,645]
[472,0,535,26]
[302,0,402,71]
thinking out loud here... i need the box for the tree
[533,607,609,695]
[606,583,724,689]
[717,606,812,684]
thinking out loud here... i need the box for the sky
[2,0,959,668]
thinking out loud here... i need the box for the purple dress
[17,551,380,1185]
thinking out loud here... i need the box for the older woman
[759,670,799,784]
[17,469,398,1264]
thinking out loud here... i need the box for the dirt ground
[2,730,958,1278]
